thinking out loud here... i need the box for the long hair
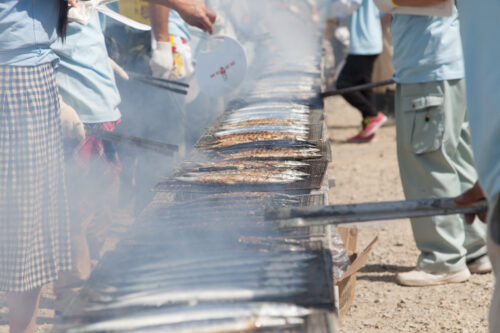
[57,0,69,39]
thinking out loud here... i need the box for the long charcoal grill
[56,2,346,332]
[57,195,340,333]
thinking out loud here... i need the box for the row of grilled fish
[196,101,313,151]
[173,160,310,185]
[185,92,323,185]
[65,302,311,333]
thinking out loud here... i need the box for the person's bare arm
[393,0,448,7]
[149,4,170,42]
[147,0,216,33]
[148,4,174,79]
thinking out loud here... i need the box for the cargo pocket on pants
[401,95,445,155]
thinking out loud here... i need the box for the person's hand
[59,96,86,142]
[454,181,487,224]
[173,0,216,34]
[334,26,350,46]
[149,41,174,79]
[67,0,98,25]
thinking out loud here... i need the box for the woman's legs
[336,54,379,119]
[7,287,42,333]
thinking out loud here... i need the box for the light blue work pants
[395,79,487,273]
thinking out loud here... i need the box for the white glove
[335,26,350,46]
[149,41,174,80]
[59,96,86,141]
[68,0,100,25]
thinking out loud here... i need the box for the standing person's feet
[467,255,492,274]
[361,112,387,137]
[346,112,387,143]
[346,133,375,143]
[396,267,471,286]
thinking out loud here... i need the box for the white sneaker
[467,256,492,274]
[396,268,471,287]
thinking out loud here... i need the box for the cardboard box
[334,227,378,320]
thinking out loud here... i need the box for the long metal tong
[266,197,488,229]
[126,72,190,95]
[320,79,395,98]
[85,127,178,156]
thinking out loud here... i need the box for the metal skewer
[265,197,488,229]
[125,72,189,95]
[127,71,189,88]
[320,79,395,98]
[85,127,178,156]
[127,73,188,95]
[132,77,188,95]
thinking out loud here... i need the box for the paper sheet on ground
[374,0,453,17]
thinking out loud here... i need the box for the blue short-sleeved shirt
[51,13,121,123]
[0,0,59,66]
[457,0,500,200]
[169,10,190,41]
[391,7,464,84]
[348,0,383,55]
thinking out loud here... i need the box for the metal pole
[85,127,178,156]
[131,77,189,95]
[265,197,488,229]
[320,79,395,98]
[127,71,190,88]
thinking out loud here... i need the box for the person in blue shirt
[389,1,489,287]
[0,2,76,332]
[451,1,500,331]
[331,0,387,142]
[0,2,214,331]
[51,11,124,314]
[52,15,122,125]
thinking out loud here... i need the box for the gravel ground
[325,96,493,333]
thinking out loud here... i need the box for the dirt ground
[325,96,493,333]
[0,96,494,333]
